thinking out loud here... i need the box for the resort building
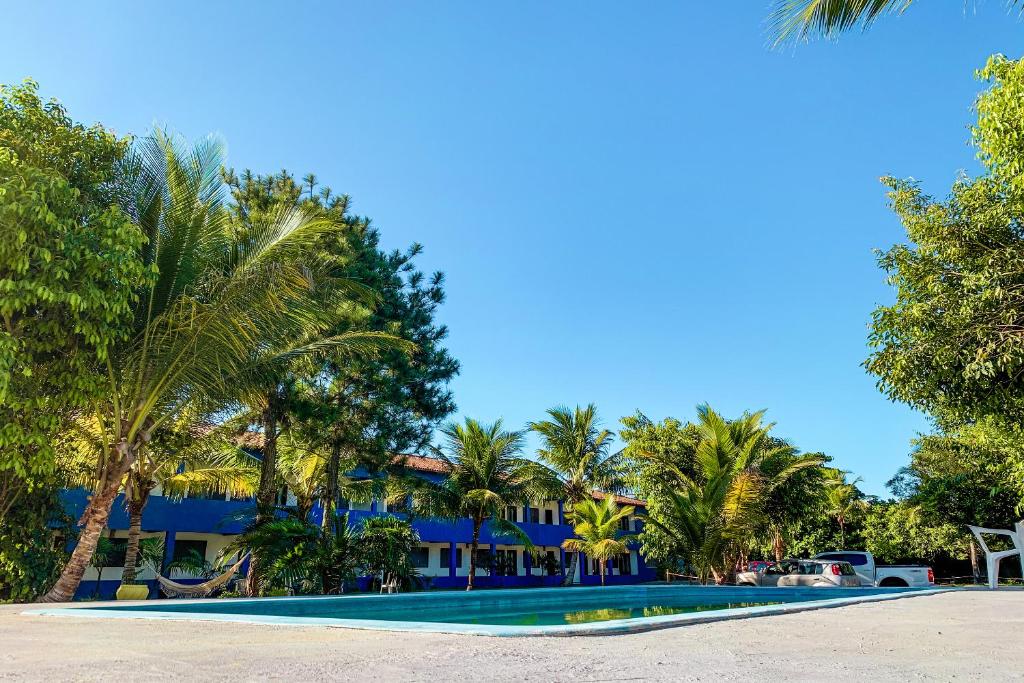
[62,455,657,599]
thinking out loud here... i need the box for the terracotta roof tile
[592,490,646,507]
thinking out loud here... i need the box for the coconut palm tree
[562,497,636,586]
[61,413,260,588]
[822,469,867,548]
[414,418,559,590]
[640,405,824,584]
[40,133,398,602]
[768,1,1022,45]
[529,404,623,584]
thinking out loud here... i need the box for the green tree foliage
[224,511,361,595]
[41,132,392,602]
[530,404,623,584]
[222,170,456,532]
[413,418,559,590]
[631,406,823,583]
[620,413,700,497]
[562,497,635,586]
[767,1,1022,45]
[896,416,1024,529]
[0,483,71,601]
[863,502,963,565]
[867,56,1024,426]
[356,514,420,591]
[0,80,145,521]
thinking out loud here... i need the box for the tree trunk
[600,559,606,586]
[466,518,482,591]
[119,493,148,585]
[322,439,342,530]
[772,527,785,562]
[838,517,846,549]
[563,551,579,586]
[39,483,121,602]
[969,537,980,584]
[248,394,280,597]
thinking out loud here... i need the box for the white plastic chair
[968,521,1024,589]
[380,573,400,594]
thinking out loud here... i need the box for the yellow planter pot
[115,584,150,601]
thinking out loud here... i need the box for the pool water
[30,584,940,636]
[415,601,780,626]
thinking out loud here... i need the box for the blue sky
[3,2,1020,495]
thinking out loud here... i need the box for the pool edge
[22,587,956,637]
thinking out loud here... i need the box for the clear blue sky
[3,2,1020,495]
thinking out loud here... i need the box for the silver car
[736,559,861,587]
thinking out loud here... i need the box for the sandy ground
[1,589,1021,681]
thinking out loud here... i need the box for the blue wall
[61,488,657,598]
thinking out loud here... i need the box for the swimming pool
[27,584,949,636]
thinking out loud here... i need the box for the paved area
[0,589,1020,681]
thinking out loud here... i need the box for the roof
[235,431,265,450]
[394,454,450,474]
[592,490,646,507]
[231,440,646,506]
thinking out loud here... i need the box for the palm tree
[58,413,260,588]
[414,418,559,590]
[356,515,420,591]
[768,1,1022,45]
[640,406,823,584]
[40,133,395,603]
[222,510,360,595]
[529,404,622,585]
[822,469,866,548]
[562,497,636,586]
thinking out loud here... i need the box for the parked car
[735,558,861,587]
[813,551,934,588]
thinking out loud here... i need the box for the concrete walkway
[1,590,1020,681]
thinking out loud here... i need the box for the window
[494,549,518,576]
[529,507,540,524]
[619,553,632,575]
[411,546,430,569]
[172,539,208,564]
[475,549,492,571]
[440,545,460,569]
[101,536,127,567]
[818,552,868,567]
[391,496,412,515]
[503,506,517,522]
[273,485,289,506]
[618,516,631,531]
[544,509,554,525]
[545,550,559,576]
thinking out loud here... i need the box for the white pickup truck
[814,551,934,587]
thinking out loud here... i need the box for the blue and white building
[63,454,657,599]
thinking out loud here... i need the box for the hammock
[156,554,248,599]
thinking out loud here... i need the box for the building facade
[62,455,657,599]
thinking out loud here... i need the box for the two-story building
[62,454,657,599]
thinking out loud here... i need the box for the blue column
[448,543,457,579]
[557,500,564,525]
[522,505,529,524]
[312,499,325,527]
[581,553,588,577]
[560,548,567,579]
[523,548,532,576]
[369,498,378,513]
[162,530,177,573]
